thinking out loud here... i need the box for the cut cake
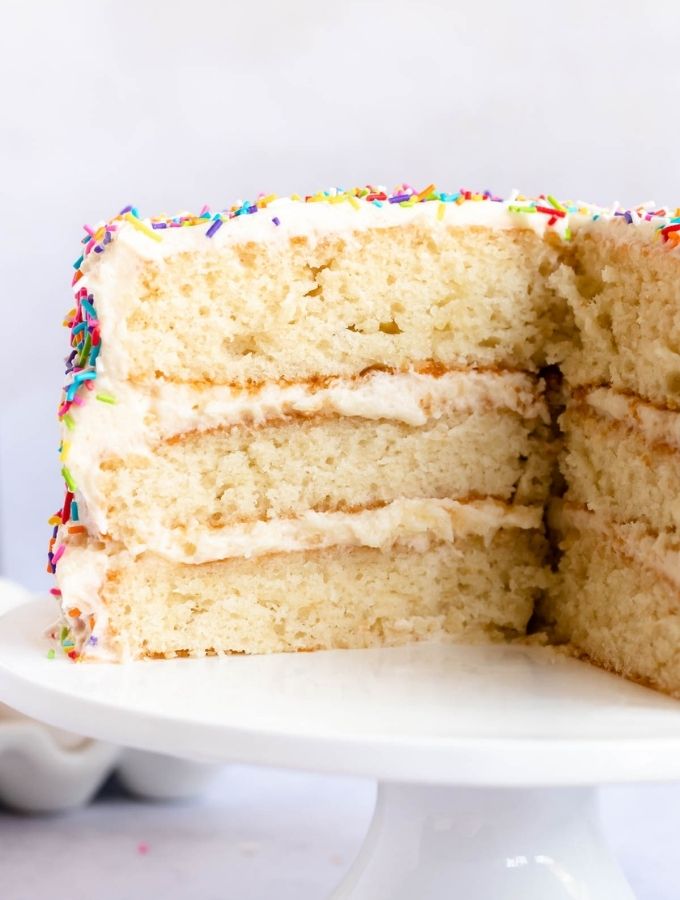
[48,186,680,698]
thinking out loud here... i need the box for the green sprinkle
[508,204,537,214]
[564,226,573,241]
[61,465,77,491]
[60,626,68,642]
[547,194,566,212]
[63,413,76,431]
[47,649,56,660]
[96,392,117,405]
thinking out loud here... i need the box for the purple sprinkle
[94,245,103,253]
[206,217,224,238]
[624,211,633,224]
[88,635,98,646]
[247,205,258,214]
[151,222,167,230]
[272,216,281,226]
[103,230,112,244]
[119,204,133,215]
[389,193,411,204]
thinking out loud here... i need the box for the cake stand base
[333,783,634,899]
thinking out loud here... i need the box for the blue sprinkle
[80,298,97,319]
[73,371,97,384]
[71,501,79,522]
[73,255,84,270]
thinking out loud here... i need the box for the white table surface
[0,767,677,900]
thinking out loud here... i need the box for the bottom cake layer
[544,506,680,698]
[58,529,549,661]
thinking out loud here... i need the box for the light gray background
[1,2,679,896]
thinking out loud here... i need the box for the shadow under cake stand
[1,598,679,899]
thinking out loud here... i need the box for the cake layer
[546,506,680,698]
[65,368,549,529]
[561,391,680,532]
[58,529,549,661]
[85,219,568,384]
[93,409,551,558]
[554,220,680,407]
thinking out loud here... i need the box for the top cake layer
[69,186,680,395]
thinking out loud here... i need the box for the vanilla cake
[48,186,680,698]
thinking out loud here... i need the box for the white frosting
[82,197,563,276]
[124,497,543,564]
[64,368,546,536]
[53,541,114,661]
[582,387,680,450]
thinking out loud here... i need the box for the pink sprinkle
[72,395,84,406]
[49,588,62,596]
[137,842,150,855]
[52,544,65,566]
[83,224,96,237]
[199,204,210,216]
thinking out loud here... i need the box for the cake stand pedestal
[2,599,680,899]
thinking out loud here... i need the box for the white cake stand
[2,599,680,899]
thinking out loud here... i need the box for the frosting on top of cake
[71,186,680,290]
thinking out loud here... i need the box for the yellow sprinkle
[48,515,61,526]
[437,202,446,221]
[346,194,361,210]
[61,441,71,461]
[417,183,436,201]
[124,212,162,242]
[257,194,277,207]
[328,194,346,204]
[290,194,301,202]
